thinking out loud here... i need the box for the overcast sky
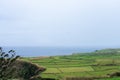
[0,0,120,47]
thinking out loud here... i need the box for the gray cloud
[0,0,120,47]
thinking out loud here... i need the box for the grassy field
[21,49,120,80]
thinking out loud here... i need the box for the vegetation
[10,60,46,80]
[21,48,120,80]
[0,47,46,80]
[1,47,120,80]
[0,47,20,80]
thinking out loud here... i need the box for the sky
[0,0,120,47]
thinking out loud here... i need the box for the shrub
[0,47,20,80]
[0,47,46,80]
[107,72,120,78]
[12,60,46,80]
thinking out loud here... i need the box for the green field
[21,49,120,80]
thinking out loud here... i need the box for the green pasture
[21,49,120,79]
[44,66,94,73]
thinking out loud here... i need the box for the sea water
[2,47,102,57]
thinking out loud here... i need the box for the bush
[107,72,120,78]
[12,60,46,80]
[0,47,46,80]
[0,47,20,80]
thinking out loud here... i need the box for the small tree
[0,47,20,80]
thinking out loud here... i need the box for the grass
[21,49,120,79]
[44,66,94,73]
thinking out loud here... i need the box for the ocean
[2,47,102,57]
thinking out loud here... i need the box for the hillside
[21,48,120,80]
